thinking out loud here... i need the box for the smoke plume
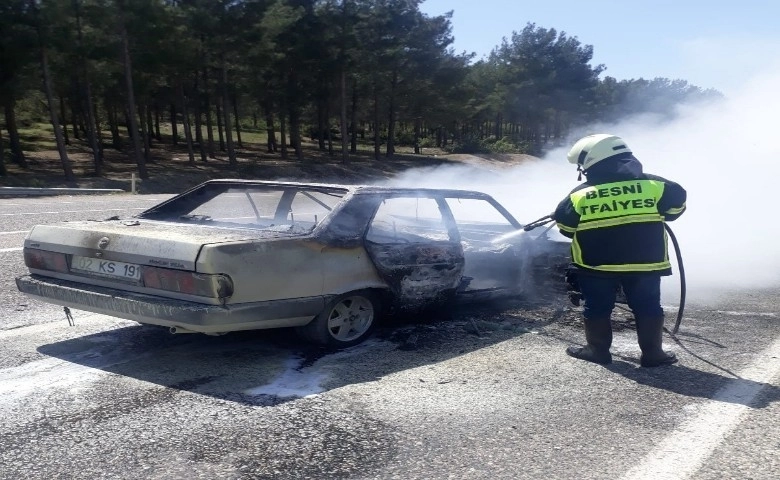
[385,71,780,304]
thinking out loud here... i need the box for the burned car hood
[24,220,309,271]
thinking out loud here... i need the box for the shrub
[394,130,416,146]
[418,137,437,148]
[446,134,525,154]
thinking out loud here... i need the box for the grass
[17,124,59,152]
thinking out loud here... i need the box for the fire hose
[523,214,686,334]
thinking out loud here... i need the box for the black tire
[297,290,381,348]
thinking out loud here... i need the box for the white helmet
[567,134,632,171]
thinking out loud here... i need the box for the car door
[441,195,525,297]
[443,194,573,299]
[363,194,465,306]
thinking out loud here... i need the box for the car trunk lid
[25,220,291,271]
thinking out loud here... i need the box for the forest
[0,0,720,180]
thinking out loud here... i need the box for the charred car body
[16,180,570,346]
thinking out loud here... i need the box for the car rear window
[141,185,346,233]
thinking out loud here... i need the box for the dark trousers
[578,274,664,320]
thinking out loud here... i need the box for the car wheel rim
[327,296,374,342]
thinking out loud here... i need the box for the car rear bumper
[16,274,327,333]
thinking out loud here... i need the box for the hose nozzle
[523,214,555,231]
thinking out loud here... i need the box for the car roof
[200,179,494,198]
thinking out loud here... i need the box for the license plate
[71,255,142,281]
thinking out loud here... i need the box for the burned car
[16,180,570,347]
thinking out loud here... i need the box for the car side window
[187,189,280,225]
[366,197,451,243]
[287,191,343,229]
[445,198,516,243]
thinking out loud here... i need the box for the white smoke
[612,71,780,301]
[385,70,780,304]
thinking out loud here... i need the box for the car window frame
[363,192,462,244]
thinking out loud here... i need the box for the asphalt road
[1,194,778,479]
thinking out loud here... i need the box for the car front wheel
[297,291,380,347]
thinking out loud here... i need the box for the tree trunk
[192,80,207,163]
[179,83,196,166]
[120,17,148,179]
[58,95,70,145]
[193,106,207,163]
[350,82,358,154]
[339,70,348,162]
[232,95,242,149]
[326,102,333,156]
[316,100,326,150]
[289,104,303,161]
[220,62,236,166]
[287,71,303,161]
[215,102,225,151]
[123,107,134,141]
[169,103,178,145]
[263,100,277,153]
[70,93,81,140]
[372,85,380,160]
[40,42,75,180]
[106,99,122,150]
[279,108,288,160]
[414,117,421,154]
[93,101,105,161]
[202,68,215,157]
[0,127,6,176]
[146,102,154,146]
[138,102,151,161]
[3,98,27,167]
[338,0,350,161]
[386,69,398,157]
[153,103,161,140]
[66,79,83,141]
[82,81,102,174]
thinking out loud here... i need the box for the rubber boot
[566,317,613,364]
[636,317,678,367]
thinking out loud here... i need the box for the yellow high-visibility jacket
[553,155,686,275]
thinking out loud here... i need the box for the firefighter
[553,134,686,367]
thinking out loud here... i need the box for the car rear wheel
[297,291,380,347]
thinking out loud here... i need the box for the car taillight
[142,267,233,299]
[24,248,68,273]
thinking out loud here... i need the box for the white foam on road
[715,310,777,317]
[0,322,61,339]
[0,317,144,407]
[621,334,780,480]
[245,357,327,398]
[244,340,387,399]
[0,357,107,403]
